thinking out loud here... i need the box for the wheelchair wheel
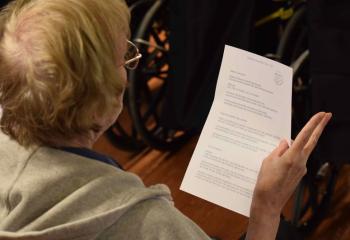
[128,0,194,150]
[106,92,146,152]
[277,4,307,65]
[293,160,338,234]
[106,0,155,152]
[291,50,311,137]
[289,50,339,234]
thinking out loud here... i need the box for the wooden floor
[94,134,350,240]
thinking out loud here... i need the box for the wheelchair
[276,3,339,236]
[107,0,340,237]
[107,0,310,152]
[107,0,194,151]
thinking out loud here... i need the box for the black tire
[277,4,307,65]
[106,0,154,152]
[289,50,338,234]
[291,50,311,138]
[292,159,338,234]
[128,0,194,150]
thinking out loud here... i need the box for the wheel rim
[128,1,193,150]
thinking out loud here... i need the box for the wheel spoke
[115,122,128,136]
[143,83,166,119]
[158,127,169,140]
[142,82,153,103]
[150,27,165,48]
[124,4,192,150]
[145,51,160,65]
[143,102,160,123]
[142,68,168,76]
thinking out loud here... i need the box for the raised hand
[246,112,332,240]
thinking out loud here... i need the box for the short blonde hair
[0,0,130,147]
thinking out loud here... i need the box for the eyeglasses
[124,40,142,70]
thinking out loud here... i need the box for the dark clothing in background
[161,0,255,131]
[308,0,350,166]
[163,0,350,166]
[0,0,9,7]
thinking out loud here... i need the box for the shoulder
[98,195,211,240]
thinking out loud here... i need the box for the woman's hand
[246,112,332,240]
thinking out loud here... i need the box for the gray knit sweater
[0,132,210,239]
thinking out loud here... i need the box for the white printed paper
[180,45,292,217]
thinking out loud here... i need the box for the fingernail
[325,112,332,120]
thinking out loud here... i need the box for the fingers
[277,139,289,157]
[303,112,332,157]
[291,112,327,152]
[271,139,290,157]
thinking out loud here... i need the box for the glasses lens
[125,41,140,69]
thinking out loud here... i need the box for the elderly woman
[0,0,331,239]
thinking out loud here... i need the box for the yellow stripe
[255,7,294,27]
